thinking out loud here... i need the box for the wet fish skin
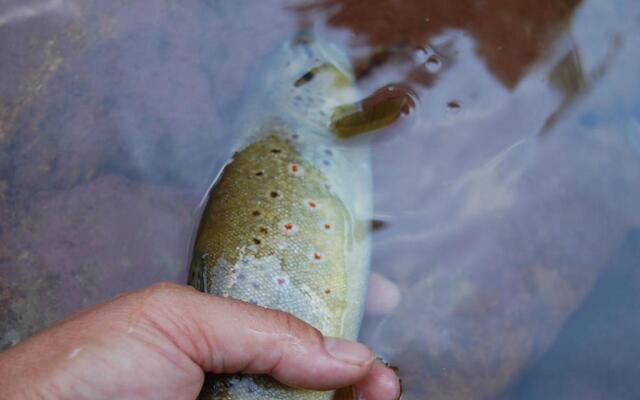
[189,35,371,399]
[191,136,358,400]
[191,135,351,335]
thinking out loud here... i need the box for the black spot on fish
[294,70,315,87]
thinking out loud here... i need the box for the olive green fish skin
[192,135,350,335]
[189,35,371,400]
[191,134,367,400]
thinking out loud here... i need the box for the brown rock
[0,174,199,349]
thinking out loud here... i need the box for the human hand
[0,282,400,400]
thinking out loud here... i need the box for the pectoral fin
[330,85,416,138]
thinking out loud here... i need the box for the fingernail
[324,337,373,365]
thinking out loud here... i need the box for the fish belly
[189,131,371,400]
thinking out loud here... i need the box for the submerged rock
[0,175,197,349]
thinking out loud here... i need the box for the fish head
[257,33,359,134]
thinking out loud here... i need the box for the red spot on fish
[325,288,331,294]
[277,278,286,285]
[281,221,298,235]
[308,200,317,208]
[324,223,332,230]
[289,163,304,176]
[314,252,322,261]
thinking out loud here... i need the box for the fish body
[189,35,371,399]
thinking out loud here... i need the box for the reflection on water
[294,0,581,88]
[1,0,640,399]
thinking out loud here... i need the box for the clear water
[1,1,640,399]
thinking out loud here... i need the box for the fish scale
[193,135,349,335]
[191,134,363,400]
[188,34,372,400]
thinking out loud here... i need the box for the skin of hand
[0,281,400,400]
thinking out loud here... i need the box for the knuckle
[135,282,186,318]
[144,282,184,300]
[131,283,192,344]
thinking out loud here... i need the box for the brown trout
[189,34,375,400]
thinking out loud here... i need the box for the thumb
[134,283,376,390]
